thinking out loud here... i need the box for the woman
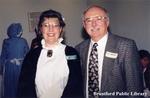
[17,9,83,98]
[1,23,29,98]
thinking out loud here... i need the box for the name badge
[66,55,77,60]
[105,51,118,59]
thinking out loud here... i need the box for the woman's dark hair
[38,9,65,31]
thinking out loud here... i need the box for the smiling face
[83,6,109,42]
[40,17,62,46]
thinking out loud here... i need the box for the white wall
[0,0,87,53]
[1,0,150,52]
[87,0,150,51]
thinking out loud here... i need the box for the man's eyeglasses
[84,16,108,25]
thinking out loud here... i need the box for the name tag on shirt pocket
[66,55,77,60]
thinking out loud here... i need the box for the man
[139,50,150,97]
[75,5,144,98]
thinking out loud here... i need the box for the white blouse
[35,39,69,98]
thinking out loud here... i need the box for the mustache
[90,28,100,32]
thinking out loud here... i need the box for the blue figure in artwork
[0,23,29,98]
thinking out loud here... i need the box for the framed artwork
[28,12,41,32]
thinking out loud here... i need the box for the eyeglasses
[42,23,60,29]
[84,16,108,25]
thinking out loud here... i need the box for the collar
[90,32,108,46]
[41,38,63,50]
